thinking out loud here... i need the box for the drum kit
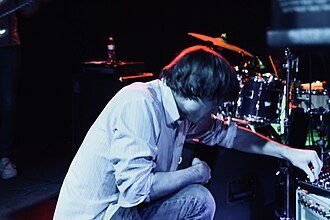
[188,32,329,145]
[189,32,284,128]
[189,32,330,220]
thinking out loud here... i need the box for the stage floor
[0,141,73,220]
[0,139,326,220]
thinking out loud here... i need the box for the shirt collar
[159,79,181,126]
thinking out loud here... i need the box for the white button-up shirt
[53,79,237,219]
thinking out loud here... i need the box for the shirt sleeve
[185,116,238,149]
[108,95,160,207]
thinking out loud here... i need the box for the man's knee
[184,184,216,218]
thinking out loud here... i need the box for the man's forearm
[149,166,198,201]
[233,126,291,160]
[232,125,323,182]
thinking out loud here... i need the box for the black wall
[13,0,330,147]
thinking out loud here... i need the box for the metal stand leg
[277,48,296,220]
[308,108,329,162]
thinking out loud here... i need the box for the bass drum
[236,75,284,123]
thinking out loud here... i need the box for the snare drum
[236,75,283,123]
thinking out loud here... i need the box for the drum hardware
[235,55,268,81]
[294,80,329,163]
[187,32,254,57]
[236,74,284,124]
[215,101,237,126]
[307,107,329,162]
[295,81,329,113]
[187,32,261,82]
[275,48,299,220]
[269,55,280,79]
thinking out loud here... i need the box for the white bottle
[107,36,116,64]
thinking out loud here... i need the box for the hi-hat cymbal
[188,32,254,57]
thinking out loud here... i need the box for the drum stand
[308,108,329,163]
[276,48,297,220]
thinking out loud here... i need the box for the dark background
[13,0,330,149]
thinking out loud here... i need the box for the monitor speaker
[179,142,279,220]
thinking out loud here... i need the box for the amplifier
[296,187,330,220]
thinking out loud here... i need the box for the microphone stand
[278,48,296,220]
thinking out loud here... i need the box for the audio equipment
[179,142,279,220]
[298,167,330,198]
[296,187,330,220]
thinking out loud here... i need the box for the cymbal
[188,32,254,57]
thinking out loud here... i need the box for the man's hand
[287,148,323,182]
[191,157,211,184]
[150,157,212,201]
[234,126,324,183]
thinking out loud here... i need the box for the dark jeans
[112,184,216,220]
[0,45,21,158]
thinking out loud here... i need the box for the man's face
[178,97,219,124]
